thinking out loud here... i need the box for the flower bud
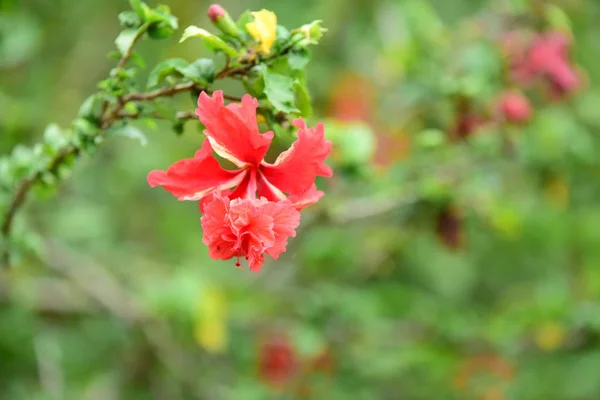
[207,4,241,38]
[498,90,532,124]
[207,4,225,23]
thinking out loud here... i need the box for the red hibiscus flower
[147,91,332,271]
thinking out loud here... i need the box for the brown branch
[0,34,285,268]
[1,148,77,266]
[122,81,198,103]
[116,110,198,122]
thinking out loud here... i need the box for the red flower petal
[200,195,238,260]
[260,119,332,197]
[259,201,300,260]
[256,171,287,202]
[229,198,276,270]
[195,91,274,166]
[147,139,246,201]
[200,194,300,271]
[287,184,325,210]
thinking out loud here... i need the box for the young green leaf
[179,26,241,58]
[263,70,299,113]
[43,124,69,151]
[146,5,178,28]
[293,80,312,117]
[177,58,216,85]
[72,118,99,138]
[236,10,253,39]
[77,94,102,121]
[118,11,142,28]
[129,0,148,19]
[273,25,291,53]
[129,52,146,68]
[115,28,139,55]
[288,48,311,70]
[147,58,188,88]
[242,74,265,98]
[11,145,34,168]
[146,6,178,40]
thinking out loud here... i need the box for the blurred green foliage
[3,0,600,399]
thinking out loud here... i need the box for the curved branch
[0,26,299,268]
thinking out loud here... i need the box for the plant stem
[0,34,266,268]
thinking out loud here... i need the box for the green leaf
[115,28,138,55]
[11,145,34,167]
[236,10,252,33]
[242,74,265,98]
[43,124,69,151]
[146,5,178,29]
[112,126,148,146]
[72,118,99,138]
[146,6,178,40]
[179,26,241,58]
[107,51,121,60]
[273,25,291,53]
[148,24,174,40]
[293,80,312,117]
[129,0,148,19]
[177,58,216,85]
[237,10,252,27]
[263,70,299,113]
[147,58,187,88]
[288,48,311,70]
[77,94,101,120]
[129,52,146,68]
[118,11,142,28]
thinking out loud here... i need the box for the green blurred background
[3,0,600,398]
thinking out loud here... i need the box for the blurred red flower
[506,30,581,98]
[258,334,299,388]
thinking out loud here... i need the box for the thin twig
[1,148,77,266]
[0,31,290,267]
